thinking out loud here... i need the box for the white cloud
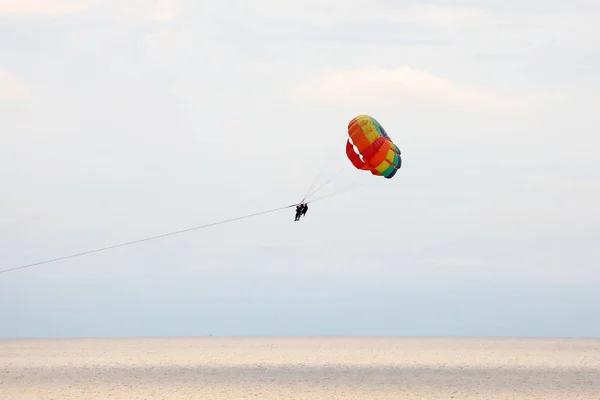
[237,1,598,29]
[235,2,600,53]
[151,0,181,21]
[292,66,548,112]
[101,0,182,22]
[1,0,600,338]
[0,0,182,21]
[143,29,194,66]
[420,257,488,269]
[385,4,493,28]
[242,2,494,28]
[0,71,34,102]
[0,0,92,14]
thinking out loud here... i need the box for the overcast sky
[1,0,599,338]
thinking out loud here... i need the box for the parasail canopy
[345,115,402,179]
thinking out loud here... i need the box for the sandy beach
[1,337,599,399]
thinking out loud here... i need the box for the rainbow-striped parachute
[345,115,402,179]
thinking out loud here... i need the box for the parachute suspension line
[300,152,335,202]
[300,138,345,203]
[303,165,348,201]
[308,179,384,204]
[308,182,368,203]
[301,167,327,204]
[0,204,297,276]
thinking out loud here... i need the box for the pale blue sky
[1,0,599,338]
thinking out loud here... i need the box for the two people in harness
[294,203,308,221]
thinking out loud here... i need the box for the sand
[1,337,599,399]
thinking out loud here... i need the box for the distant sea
[1,337,599,399]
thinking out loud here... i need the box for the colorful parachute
[345,115,402,179]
